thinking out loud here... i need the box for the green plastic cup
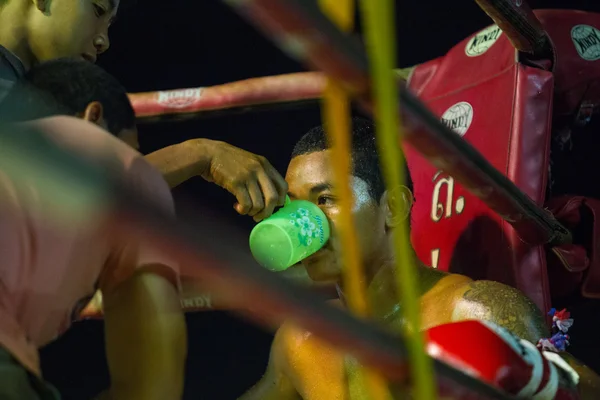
[249,197,330,271]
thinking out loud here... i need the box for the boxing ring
[109,0,595,398]
[3,0,600,398]
[0,113,515,399]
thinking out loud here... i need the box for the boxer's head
[0,0,120,65]
[286,118,414,282]
[0,58,138,148]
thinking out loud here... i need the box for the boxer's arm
[453,279,600,396]
[557,352,600,399]
[452,280,549,343]
[238,330,300,400]
[97,268,187,400]
[460,281,600,398]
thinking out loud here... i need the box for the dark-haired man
[0,58,300,322]
[2,58,288,220]
[239,118,600,399]
[0,115,187,400]
[0,58,291,398]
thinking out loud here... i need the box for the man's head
[1,0,120,65]
[0,58,138,147]
[286,117,414,282]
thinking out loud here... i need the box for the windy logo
[465,25,502,57]
[313,215,326,245]
[157,88,203,109]
[440,102,473,137]
[571,25,600,61]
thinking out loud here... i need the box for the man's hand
[145,139,287,222]
[199,140,288,222]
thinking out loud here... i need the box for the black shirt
[0,45,26,102]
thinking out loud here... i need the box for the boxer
[238,118,600,399]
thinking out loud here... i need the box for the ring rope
[318,0,394,398]
[128,70,415,120]
[359,0,436,398]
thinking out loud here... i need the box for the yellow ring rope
[318,0,393,398]
[359,0,437,398]
[317,0,368,318]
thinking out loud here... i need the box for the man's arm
[453,280,600,398]
[238,329,300,400]
[555,352,600,399]
[96,268,187,400]
[144,139,209,189]
[145,138,287,222]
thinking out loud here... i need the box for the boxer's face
[286,150,388,283]
[28,0,118,63]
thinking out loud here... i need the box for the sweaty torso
[278,317,347,400]
[277,271,472,400]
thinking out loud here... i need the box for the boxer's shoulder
[450,279,549,342]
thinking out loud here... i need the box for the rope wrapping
[129,69,415,120]
[129,72,326,119]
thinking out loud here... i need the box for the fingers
[254,169,280,222]
[232,180,265,220]
[246,180,265,221]
[229,155,287,222]
[232,183,252,215]
[260,158,288,206]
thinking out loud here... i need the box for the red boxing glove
[425,320,578,399]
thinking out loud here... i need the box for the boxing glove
[425,320,578,399]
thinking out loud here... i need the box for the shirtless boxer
[0,116,186,399]
[239,118,600,399]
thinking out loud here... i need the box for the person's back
[0,116,186,399]
[0,163,111,373]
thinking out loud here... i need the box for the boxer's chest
[283,324,414,400]
[287,347,407,400]
[285,275,471,399]
[283,328,346,400]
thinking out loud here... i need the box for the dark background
[39,1,600,399]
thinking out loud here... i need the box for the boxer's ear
[381,185,413,229]
[82,101,105,128]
